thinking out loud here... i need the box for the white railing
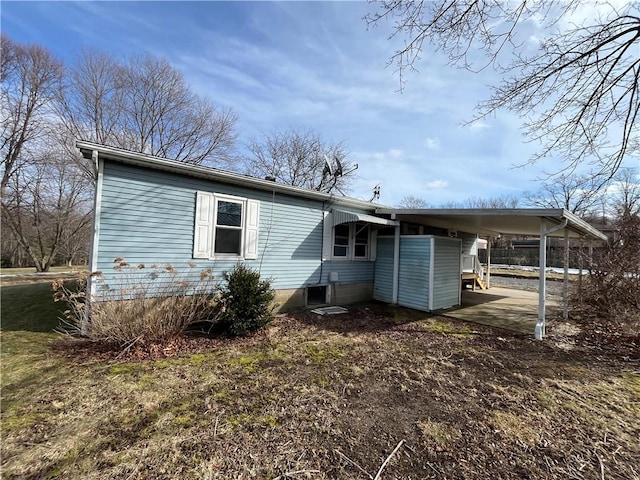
[462,254,485,281]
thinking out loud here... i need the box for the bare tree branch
[366,1,640,180]
[244,129,355,194]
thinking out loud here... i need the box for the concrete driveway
[443,287,561,335]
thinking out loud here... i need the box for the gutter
[76,141,391,212]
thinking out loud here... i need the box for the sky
[2,1,638,207]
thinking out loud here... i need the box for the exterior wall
[374,235,431,311]
[373,237,394,303]
[373,235,460,312]
[432,237,462,310]
[458,231,478,256]
[397,237,431,311]
[273,288,306,312]
[95,160,375,300]
[331,282,373,305]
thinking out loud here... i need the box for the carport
[375,208,607,339]
[446,287,561,334]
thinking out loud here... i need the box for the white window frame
[331,222,371,261]
[212,193,245,259]
[193,192,260,261]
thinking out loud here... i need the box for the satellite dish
[322,155,333,177]
[334,156,343,177]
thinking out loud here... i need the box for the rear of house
[82,142,604,328]
[81,142,399,311]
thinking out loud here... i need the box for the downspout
[535,217,568,340]
[83,149,102,334]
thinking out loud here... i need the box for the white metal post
[563,229,569,320]
[486,237,491,289]
[536,221,547,340]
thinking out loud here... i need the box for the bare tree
[608,167,640,217]
[118,55,237,166]
[398,195,430,208]
[55,51,238,174]
[1,35,63,196]
[245,129,355,193]
[462,195,520,209]
[441,194,520,208]
[2,149,92,272]
[524,173,606,216]
[366,1,640,179]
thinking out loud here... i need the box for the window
[332,222,370,260]
[333,224,350,257]
[193,192,260,260]
[354,222,369,258]
[214,199,243,255]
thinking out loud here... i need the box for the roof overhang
[77,141,389,212]
[332,209,399,227]
[375,208,607,241]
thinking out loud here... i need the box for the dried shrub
[574,213,640,332]
[219,263,275,337]
[53,260,223,347]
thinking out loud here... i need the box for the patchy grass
[1,286,639,479]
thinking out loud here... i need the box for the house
[78,142,607,339]
[79,141,399,311]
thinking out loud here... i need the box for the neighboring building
[78,142,606,326]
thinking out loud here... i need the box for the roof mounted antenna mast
[370,184,380,202]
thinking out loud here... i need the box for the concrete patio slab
[442,287,560,335]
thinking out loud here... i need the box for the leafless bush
[575,213,640,332]
[53,259,223,347]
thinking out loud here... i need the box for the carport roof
[374,208,607,240]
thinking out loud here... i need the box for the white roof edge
[560,209,608,241]
[77,141,390,211]
[376,207,607,241]
[332,209,400,227]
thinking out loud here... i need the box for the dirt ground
[2,302,639,479]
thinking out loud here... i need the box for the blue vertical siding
[95,161,375,296]
[373,237,394,302]
[397,237,431,311]
[373,236,432,310]
[432,237,461,310]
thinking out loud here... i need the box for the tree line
[1,36,351,271]
[3,0,639,272]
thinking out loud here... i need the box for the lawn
[0,266,86,276]
[1,281,639,479]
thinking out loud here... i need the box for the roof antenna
[370,184,380,202]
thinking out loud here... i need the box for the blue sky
[2,1,636,206]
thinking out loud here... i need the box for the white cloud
[426,180,448,190]
[425,137,441,151]
[469,121,490,131]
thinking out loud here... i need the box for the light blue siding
[373,236,431,311]
[432,237,462,310]
[458,231,478,256]
[373,237,394,303]
[373,235,461,312]
[95,161,374,296]
[397,237,431,311]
